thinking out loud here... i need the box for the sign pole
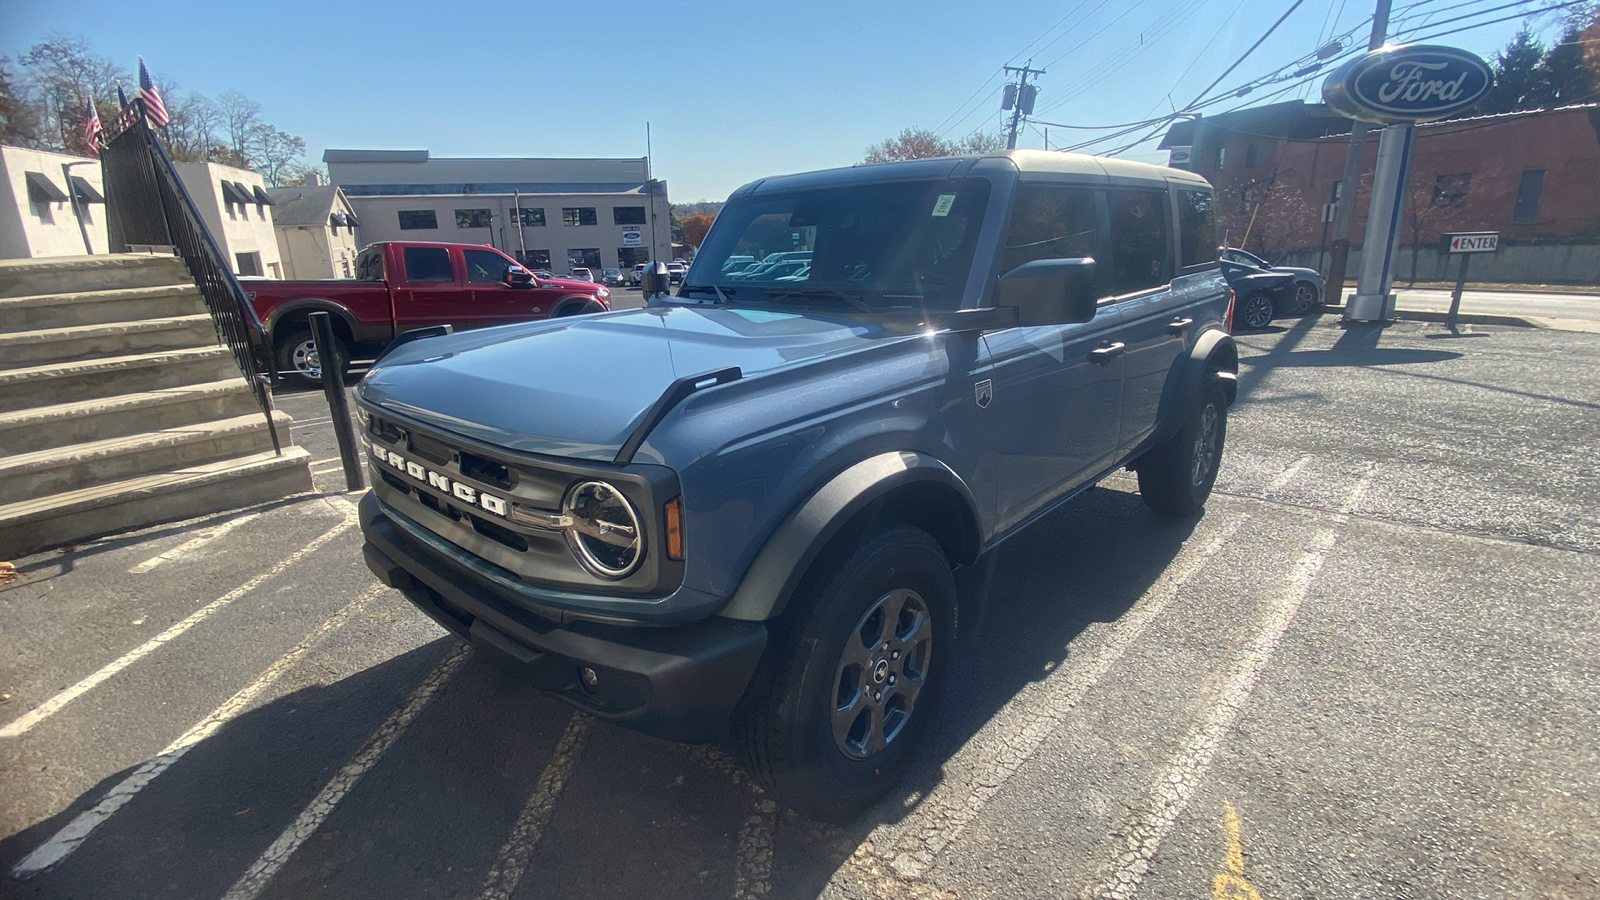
[1445,252,1470,330]
[1345,122,1414,322]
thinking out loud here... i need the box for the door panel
[1113,287,1184,451]
[393,245,466,331]
[463,247,544,326]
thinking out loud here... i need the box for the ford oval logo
[1322,44,1493,124]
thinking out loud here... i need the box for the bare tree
[250,125,307,186]
[165,91,224,162]
[215,89,262,166]
[16,34,128,152]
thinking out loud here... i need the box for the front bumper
[361,493,767,743]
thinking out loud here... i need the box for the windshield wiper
[765,287,871,312]
[679,284,735,303]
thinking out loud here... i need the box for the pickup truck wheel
[1136,383,1228,519]
[552,297,605,317]
[1238,291,1276,330]
[735,525,955,822]
[275,326,347,386]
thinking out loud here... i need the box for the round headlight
[563,480,643,578]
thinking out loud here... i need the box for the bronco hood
[356,305,925,461]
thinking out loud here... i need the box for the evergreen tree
[1482,29,1549,113]
[1542,25,1596,104]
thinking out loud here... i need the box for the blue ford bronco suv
[356,150,1238,820]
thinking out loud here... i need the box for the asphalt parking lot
[1,313,1596,900]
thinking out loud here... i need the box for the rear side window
[1177,189,1217,269]
[1108,189,1170,294]
[355,248,384,281]
[1001,186,1099,275]
[403,246,454,282]
[463,248,509,283]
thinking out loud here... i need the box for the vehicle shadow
[0,488,1199,900]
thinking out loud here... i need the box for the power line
[933,68,1004,136]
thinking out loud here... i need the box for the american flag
[113,80,139,132]
[137,57,169,127]
[83,96,102,152]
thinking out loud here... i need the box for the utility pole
[1003,62,1046,150]
[1324,0,1393,304]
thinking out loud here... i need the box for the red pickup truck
[244,241,611,383]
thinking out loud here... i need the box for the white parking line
[1075,471,1373,900]
[0,515,357,739]
[219,642,472,900]
[9,584,386,879]
[129,513,262,574]
[685,745,776,900]
[289,416,333,429]
[479,713,593,900]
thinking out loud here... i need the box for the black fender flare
[267,299,370,345]
[1151,328,1239,444]
[717,450,982,623]
[550,294,605,316]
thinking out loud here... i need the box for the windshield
[1222,248,1269,268]
[684,178,992,311]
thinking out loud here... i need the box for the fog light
[579,666,600,693]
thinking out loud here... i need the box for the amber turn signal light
[664,498,684,560]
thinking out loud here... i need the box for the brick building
[1160,101,1600,283]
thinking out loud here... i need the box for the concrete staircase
[0,254,313,558]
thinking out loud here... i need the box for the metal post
[1445,252,1470,330]
[309,311,364,491]
[62,161,96,255]
[1346,122,1414,321]
[1324,0,1393,304]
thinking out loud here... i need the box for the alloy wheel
[831,588,933,760]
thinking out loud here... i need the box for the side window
[355,247,384,281]
[1177,189,1216,269]
[1000,185,1099,275]
[463,248,509,283]
[402,246,454,282]
[1108,189,1170,294]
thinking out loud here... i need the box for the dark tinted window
[520,249,551,269]
[235,251,262,277]
[1512,170,1544,223]
[397,209,437,230]
[463,248,510,283]
[1001,186,1099,275]
[1108,189,1170,293]
[617,247,651,266]
[567,248,602,269]
[1178,189,1217,269]
[403,246,454,282]
[563,207,598,226]
[613,206,647,225]
[455,208,491,229]
[1433,173,1471,207]
[355,247,384,281]
[516,207,545,226]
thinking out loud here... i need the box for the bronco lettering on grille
[371,445,510,519]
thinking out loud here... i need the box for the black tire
[1136,383,1228,519]
[552,296,605,317]
[274,326,347,387]
[1291,281,1321,314]
[735,525,956,822]
[1238,291,1275,331]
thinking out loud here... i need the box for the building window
[613,206,647,225]
[1330,180,1343,202]
[617,247,652,267]
[235,251,263,277]
[1244,144,1258,169]
[1213,147,1226,171]
[455,208,492,229]
[1512,169,1545,224]
[520,249,552,269]
[1432,173,1471,208]
[562,207,598,227]
[567,248,602,270]
[398,209,438,230]
[515,207,546,226]
[403,246,454,282]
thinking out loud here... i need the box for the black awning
[232,182,254,204]
[219,180,246,203]
[343,210,359,227]
[251,185,274,205]
[68,174,105,204]
[331,210,349,227]
[25,171,69,203]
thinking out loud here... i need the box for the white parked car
[568,267,595,282]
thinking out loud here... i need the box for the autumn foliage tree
[863,127,1005,163]
[681,213,715,250]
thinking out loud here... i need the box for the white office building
[0,145,111,259]
[323,150,671,275]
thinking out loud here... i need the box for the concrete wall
[0,145,112,259]
[1281,241,1600,285]
[173,162,283,278]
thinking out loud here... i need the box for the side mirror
[504,265,534,287]
[640,261,670,299]
[996,257,1098,326]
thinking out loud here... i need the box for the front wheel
[552,296,606,317]
[735,525,956,822]
[274,326,347,387]
[1237,291,1276,330]
[1291,281,1321,314]
[1136,383,1228,519]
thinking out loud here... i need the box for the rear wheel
[1136,383,1228,519]
[1238,292,1275,330]
[735,525,955,822]
[274,326,347,387]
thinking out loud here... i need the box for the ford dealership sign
[1322,44,1493,124]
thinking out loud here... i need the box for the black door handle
[1090,342,1126,364]
[1168,317,1194,333]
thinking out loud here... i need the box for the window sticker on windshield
[932,194,956,217]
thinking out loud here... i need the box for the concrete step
[0,346,239,413]
[0,411,292,505]
[0,446,314,558]
[0,314,219,368]
[0,254,191,299]
[0,284,211,331]
[0,379,260,455]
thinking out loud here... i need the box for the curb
[1321,304,1541,328]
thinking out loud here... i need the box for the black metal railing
[101,117,281,454]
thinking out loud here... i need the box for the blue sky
[1,0,1561,202]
